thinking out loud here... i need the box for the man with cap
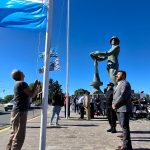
[105,82,117,133]
[90,36,120,86]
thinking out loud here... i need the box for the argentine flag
[0,0,47,29]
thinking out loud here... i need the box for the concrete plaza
[0,108,150,150]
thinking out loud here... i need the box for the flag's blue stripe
[0,0,47,29]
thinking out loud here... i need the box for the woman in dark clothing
[50,90,63,126]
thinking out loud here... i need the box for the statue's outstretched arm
[96,56,107,61]
[90,45,120,57]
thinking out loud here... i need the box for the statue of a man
[90,36,120,85]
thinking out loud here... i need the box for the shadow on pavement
[134,148,150,150]
[27,126,41,128]
[131,136,150,142]
[90,119,108,121]
[26,126,68,129]
[47,126,67,129]
[62,124,98,127]
[132,137,150,139]
[0,112,10,115]
[132,139,150,142]
[29,107,41,110]
[63,117,108,122]
[131,131,150,134]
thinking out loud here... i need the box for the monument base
[90,89,103,95]
[90,81,103,95]
[90,81,103,87]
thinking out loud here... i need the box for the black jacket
[105,88,114,108]
[52,92,64,106]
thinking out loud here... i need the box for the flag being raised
[0,0,47,29]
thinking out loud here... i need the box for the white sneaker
[49,122,53,126]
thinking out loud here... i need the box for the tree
[29,79,63,105]
[3,95,14,103]
[48,79,63,104]
[29,82,42,104]
[74,88,90,97]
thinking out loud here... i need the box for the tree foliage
[48,79,63,104]
[74,88,90,96]
[3,95,14,103]
[30,79,63,104]
[29,82,42,104]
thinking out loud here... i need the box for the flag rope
[36,0,47,79]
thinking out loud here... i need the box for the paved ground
[0,107,41,130]
[0,108,150,150]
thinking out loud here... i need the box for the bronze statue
[90,36,120,86]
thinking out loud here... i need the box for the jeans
[50,106,61,124]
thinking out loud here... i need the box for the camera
[35,80,41,85]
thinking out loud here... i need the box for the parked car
[3,101,14,111]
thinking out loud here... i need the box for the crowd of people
[48,70,133,150]
[8,68,149,150]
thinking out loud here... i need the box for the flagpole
[39,0,53,150]
[66,0,70,119]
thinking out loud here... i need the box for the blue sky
[0,0,150,98]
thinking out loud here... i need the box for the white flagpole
[66,0,70,119]
[39,0,53,150]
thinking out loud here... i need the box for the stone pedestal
[90,60,103,94]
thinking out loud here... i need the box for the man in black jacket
[105,82,117,133]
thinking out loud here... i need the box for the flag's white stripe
[26,0,45,3]
[7,0,45,4]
